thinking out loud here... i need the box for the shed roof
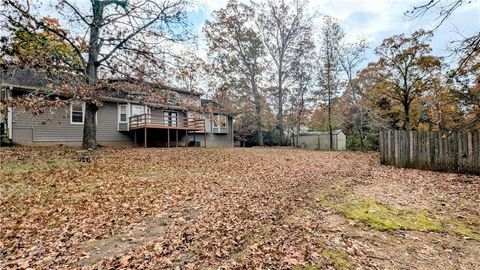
[299,129,344,136]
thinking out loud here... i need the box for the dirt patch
[76,209,201,267]
[76,216,168,267]
[311,165,480,270]
[1,148,480,269]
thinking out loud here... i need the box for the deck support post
[193,131,196,147]
[144,127,147,148]
[204,122,207,148]
[167,128,170,147]
[176,130,178,147]
[185,130,188,147]
[134,129,137,146]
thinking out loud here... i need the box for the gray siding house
[0,70,234,147]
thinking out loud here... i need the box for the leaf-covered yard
[1,147,479,269]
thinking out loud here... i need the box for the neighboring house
[298,130,346,150]
[0,70,234,147]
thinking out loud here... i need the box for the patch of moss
[336,199,443,232]
[322,248,352,269]
[445,218,480,241]
[318,194,480,240]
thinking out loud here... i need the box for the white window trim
[70,102,85,125]
[118,103,129,123]
[130,104,151,124]
[117,103,130,131]
[212,114,228,129]
[131,104,149,116]
[212,114,219,128]
[163,110,178,126]
[70,102,98,125]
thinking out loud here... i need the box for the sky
[5,0,480,69]
[190,0,480,64]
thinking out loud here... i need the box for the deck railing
[129,114,205,130]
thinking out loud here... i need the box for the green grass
[0,159,79,176]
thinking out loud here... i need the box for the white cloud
[9,0,479,63]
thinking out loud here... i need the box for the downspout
[127,102,131,130]
[7,86,13,140]
[230,116,234,147]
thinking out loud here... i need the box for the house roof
[201,98,221,107]
[0,69,202,110]
[0,69,200,95]
[107,78,201,96]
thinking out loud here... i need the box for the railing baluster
[128,113,206,131]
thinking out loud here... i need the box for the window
[130,104,150,125]
[211,114,228,134]
[212,114,219,128]
[163,111,177,126]
[219,115,227,128]
[131,105,145,116]
[212,114,227,129]
[119,104,127,122]
[70,102,85,124]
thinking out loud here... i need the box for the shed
[298,130,346,150]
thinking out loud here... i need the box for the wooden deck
[129,114,206,147]
[129,114,205,131]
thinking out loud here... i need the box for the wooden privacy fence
[379,130,480,174]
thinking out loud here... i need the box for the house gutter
[0,83,204,113]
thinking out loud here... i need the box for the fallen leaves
[0,147,479,269]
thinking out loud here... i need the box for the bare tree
[289,56,313,147]
[171,50,207,93]
[407,0,479,70]
[1,0,192,149]
[255,0,313,146]
[339,40,368,148]
[316,16,344,150]
[204,0,266,145]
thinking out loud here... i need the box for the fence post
[380,129,479,174]
[409,130,414,165]
[467,132,473,173]
[379,130,384,164]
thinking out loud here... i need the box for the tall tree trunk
[257,122,264,146]
[82,2,103,149]
[359,107,365,150]
[403,100,410,130]
[327,58,333,151]
[83,65,99,149]
[278,71,284,146]
[255,102,264,146]
[296,122,301,148]
[83,102,98,149]
[328,92,333,150]
[251,77,263,146]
